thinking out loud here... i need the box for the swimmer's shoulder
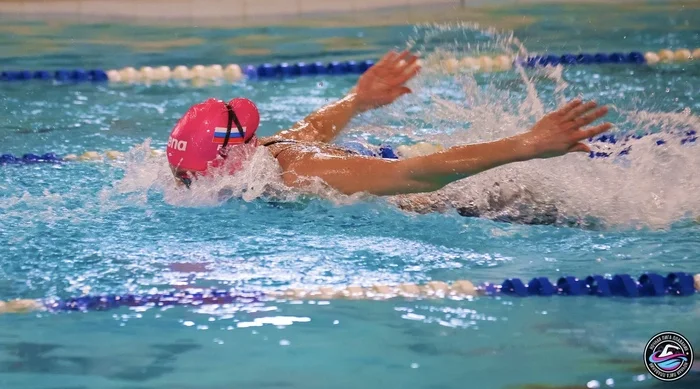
[260,136,334,154]
[259,135,293,146]
[259,135,307,159]
[261,136,361,165]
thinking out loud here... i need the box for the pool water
[1,2,700,389]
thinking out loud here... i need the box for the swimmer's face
[170,166,194,188]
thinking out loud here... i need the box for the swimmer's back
[260,136,379,159]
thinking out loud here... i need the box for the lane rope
[0,272,697,315]
[1,49,698,84]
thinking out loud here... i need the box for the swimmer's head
[166,98,260,186]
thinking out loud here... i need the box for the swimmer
[167,50,612,200]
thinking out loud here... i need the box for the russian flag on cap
[212,126,246,144]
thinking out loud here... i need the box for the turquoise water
[1,3,700,389]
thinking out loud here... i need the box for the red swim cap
[167,98,260,175]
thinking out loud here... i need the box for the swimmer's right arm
[268,50,421,143]
[279,100,612,196]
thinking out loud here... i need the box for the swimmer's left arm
[271,50,421,143]
[279,99,612,196]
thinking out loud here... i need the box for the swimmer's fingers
[386,51,420,85]
[557,98,583,116]
[392,62,421,86]
[374,50,400,70]
[392,50,416,66]
[396,54,419,75]
[388,51,419,77]
[568,142,591,153]
[571,106,609,129]
[571,122,613,142]
[375,51,408,78]
[563,100,598,122]
[568,122,613,153]
[385,50,418,70]
[370,50,419,81]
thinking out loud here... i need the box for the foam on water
[106,22,700,229]
[105,138,374,210]
[104,140,290,208]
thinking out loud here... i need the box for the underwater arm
[271,50,421,143]
[279,100,612,196]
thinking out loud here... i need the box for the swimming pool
[1,2,699,388]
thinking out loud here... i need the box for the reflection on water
[1,3,699,389]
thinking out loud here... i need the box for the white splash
[356,22,700,229]
[102,138,368,209]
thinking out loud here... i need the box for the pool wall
[0,0,653,25]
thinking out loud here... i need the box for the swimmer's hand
[521,99,612,159]
[274,50,419,143]
[352,50,421,113]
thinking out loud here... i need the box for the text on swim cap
[168,136,188,151]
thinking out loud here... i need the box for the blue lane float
[484,271,696,298]
[521,51,648,68]
[249,60,371,78]
[30,271,699,313]
[247,59,374,79]
[1,48,697,84]
[587,130,697,159]
[44,290,265,313]
[0,153,62,164]
[0,69,108,82]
